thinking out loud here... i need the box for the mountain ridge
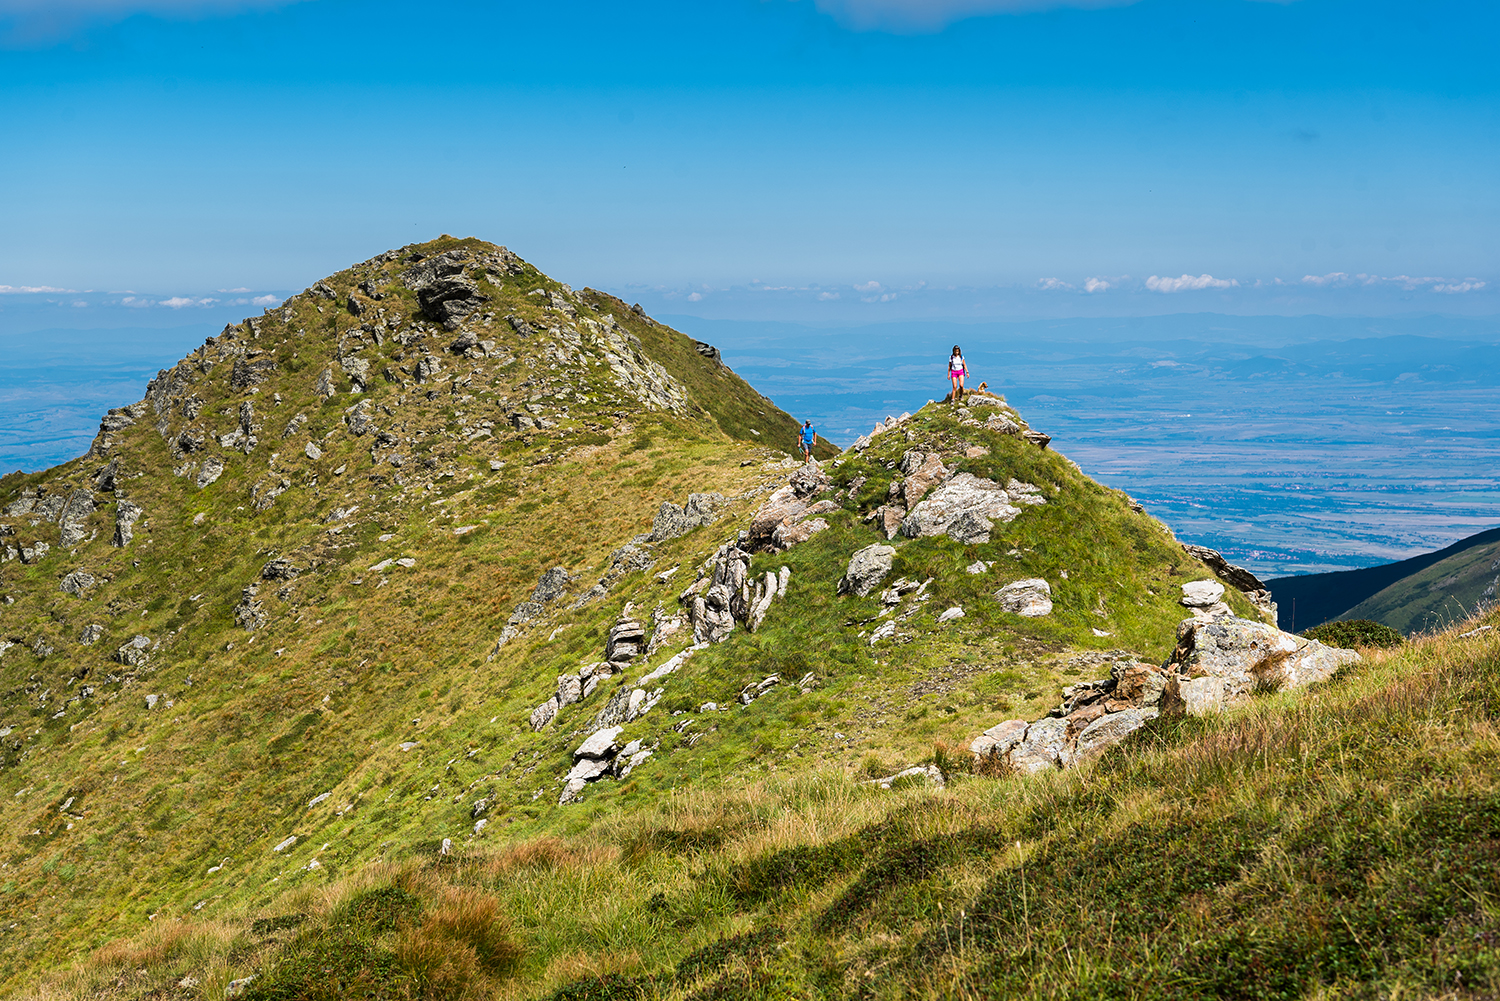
[0,236,1406,1000]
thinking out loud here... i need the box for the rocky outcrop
[113,501,142,547]
[648,492,725,542]
[400,249,490,330]
[900,474,1044,544]
[1166,606,1360,714]
[1182,543,1276,620]
[57,490,96,547]
[838,544,895,597]
[682,541,790,642]
[747,461,833,552]
[971,600,1361,774]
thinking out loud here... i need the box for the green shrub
[1303,619,1404,648]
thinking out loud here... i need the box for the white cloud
[252,294,280,307]
[217,286,251,293]
[686,292,703,302]
[853,280,883,292]
[1300,272,1351,287]
[1300,272,1489,293]
[1083,277,1113,293]
[1146,274,1239,293]
[159,296,218,308]
[817,291,841,301]
[811,0,1139,32]
[1035,277,1074,291]
[0,284,74,293]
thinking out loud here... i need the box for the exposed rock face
[971,611,1361,774]
[898,451,952,508]
[747,461,833,552]
[605,617,646,665]
[196,457,224,489]
[113,501,143,547]
[400,249,490,330]
[1166,612,1359,714]
[648,492,725,542]
[509,567,573,627]
[838,544,896,597]
[995,578,1053,617]
[900,474,1044,544]
[234,584,267,631]
[1182,543,1277,620]
[684,541,790,641]
[57,490,96,547]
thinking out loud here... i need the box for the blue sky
[0,0,1496,319]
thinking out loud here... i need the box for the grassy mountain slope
[3,237,1268,998]
[1338,536,1500,635]
[1268,525,1500,633]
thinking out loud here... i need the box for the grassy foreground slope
[2,235,1283,998]
[24,612,1500,1001]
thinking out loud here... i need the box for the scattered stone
[261,557,300,581]
[225,976,256,998]
[556,674,583,707]
[196,456,225,489]
[272,836,297,853]
[938,606,965,623]
[59,571,96,596]
[79,623,103,645]
[113,501,143,547]
[838,544,895,597]
[304,441,323,461]
[575,726,624,761]
[966,560,992,574]
[1180,580,1226,608]
[995,578,1053,617]
[866,764,945,790]
[115,634,151,668]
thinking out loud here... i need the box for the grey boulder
[838,544,896,597]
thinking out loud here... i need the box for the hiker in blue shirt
[799,420,816,462]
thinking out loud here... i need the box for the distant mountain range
[1269,526,1500,634]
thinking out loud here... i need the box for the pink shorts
[950,369,965,378]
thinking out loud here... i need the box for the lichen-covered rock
[995,578,1053,617]
[529,697,559,731]
[900,473,1044,543]
[1167,612,1359,714]
[970,719,1028,758]
[1007,717,1070,774]
[747,461,831,552]
[648,492,725,542]
[115,634,152,668]
[838,544,896,597]
[1074,707,1159,759]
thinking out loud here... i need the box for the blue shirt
[800,426,815,446]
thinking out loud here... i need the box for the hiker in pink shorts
[948,345,969,402]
